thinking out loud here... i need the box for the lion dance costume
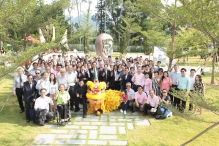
[86,80,121,115]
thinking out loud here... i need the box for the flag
[51,26,55,42]
[60,29,70,51]
[39,28,46,43]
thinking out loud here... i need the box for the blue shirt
[169,71,180,85]
[177,75,190,93]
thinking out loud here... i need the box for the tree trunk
[211,52,216,84]
[168,21,176,71]
[76,0,80,26]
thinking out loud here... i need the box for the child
[120,90,128,114]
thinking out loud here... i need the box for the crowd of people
[12,53,205,125]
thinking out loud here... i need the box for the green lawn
[0,71,219,145]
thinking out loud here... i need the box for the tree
[173,0,219,84]
[0,0,69,79]
[96,0,106,34]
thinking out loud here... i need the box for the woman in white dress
[49,73,58,112]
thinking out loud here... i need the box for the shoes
[142,113,146,116]
[167,112,172,117]
[83,115,87,118]
[124,111,126,115]
[20,110,24,113]
[26,119,30,123]
[70,107,74,111]
[120,109,123,113]
[132,110,135,113]
[74,108,80,112]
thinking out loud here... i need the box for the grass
[0,60,219,146]
[0,75,50,146]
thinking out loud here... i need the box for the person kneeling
[143,90,159,116]
[133,85,147,113]
[120,90,128,114]
[156,89,172,119]
[34,88,54,126]
[56,84,70,123]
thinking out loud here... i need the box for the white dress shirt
[36,79,50,95]
[12,74,27,94]
[66,72,77,86]
[34,96,50,111]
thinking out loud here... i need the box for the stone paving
[33,109,150,146]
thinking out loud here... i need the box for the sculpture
[95,33,113,59]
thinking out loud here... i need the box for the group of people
[13,53,205,125]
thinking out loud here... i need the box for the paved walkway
[33,109,150,146]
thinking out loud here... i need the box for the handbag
[29,102,35,120]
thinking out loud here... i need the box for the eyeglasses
[126,85,131,87]
[162,92,167,93]
[36,73,40,74]
[181,71,185,72]
[28,78,33,79]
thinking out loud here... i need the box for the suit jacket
[89,68,98,81]
[78,71,89,83]
[98,69,110,83]
[121,74,132,90]
[23,80,37,102]
[76,84,87,99]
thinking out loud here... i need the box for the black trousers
[57,104,68,119]
[170,85,178,105]
[113,81,120,91]
[143,103,154,115]
[69,86,79,109]
[132,84,138,92]
[82,97,87,115]
[174,89,187,109]
[25,102,31,120]
[16,88,24,111]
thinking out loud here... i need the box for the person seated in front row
[56,84,70,123]
[120,90,128,115]
[143,90,159,116]
[125,82,135,112]
[133,85,147,113]
[34,88,54,125]
[156,89,172,119]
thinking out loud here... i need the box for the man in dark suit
[89,62,98,81]
[143,65,152,79]
[76,79,87,118]
[78,65,89,83]
[23,75,37,122]
[121,67,132,90]
[98,64,109,83]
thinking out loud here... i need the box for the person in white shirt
[36,72,50,96]
[13,68,27,113]
[66,66,77,110]
[49,73,58,112]
[188,69,196,111]
[34,88,53,124]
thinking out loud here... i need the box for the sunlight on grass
[0,76,50,146]
[0,65,219,145]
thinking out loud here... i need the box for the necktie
[20,75,22,88]
[29,82,32,89]
[20,75,22,83]
[94,68,97,79]
[106,71,107,80]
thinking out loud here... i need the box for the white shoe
[124,111,126,114]
[167,112,172,117]
[120,109,123,113]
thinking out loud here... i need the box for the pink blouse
[143,78,152,92]
[161,77,171,91]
